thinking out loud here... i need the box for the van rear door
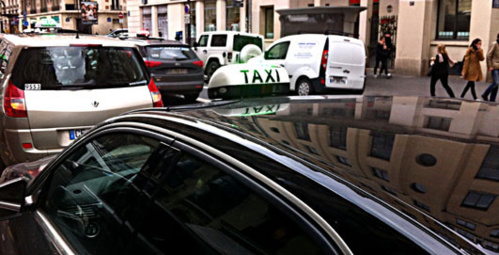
[326,38,366,90]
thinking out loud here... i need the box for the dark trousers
[482,69,499,101]
[461,81,477,100]
[374,57,388,75]
[430,74,455,97]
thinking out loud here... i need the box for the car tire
[206,61,221,82]
[296,79,313,96]
[183,94,199,103]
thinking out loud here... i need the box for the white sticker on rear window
[129,80,147,86]
[151,54,160,58]
[25,83,41,90]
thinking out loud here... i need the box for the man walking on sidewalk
[481,33,499,101]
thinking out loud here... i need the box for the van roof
[281,34,364,46]
[199,31,263,38]
[1,34,137,47]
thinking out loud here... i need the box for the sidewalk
[365,68,492,100]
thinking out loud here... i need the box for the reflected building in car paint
[195,96,499,253]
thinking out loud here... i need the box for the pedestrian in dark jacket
[481,33,499,101]
[430,44,456,97]
[373,36,389,78]
[460,38,485,100]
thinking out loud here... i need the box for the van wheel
[297,79,313,96]
[206,61,221,82]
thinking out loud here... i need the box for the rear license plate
[168,69,188,74]
[69,129,88,140]
[330,77,347,84]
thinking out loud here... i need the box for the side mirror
[193,42,199,47]
[264,51,269,59]
[0,177,28,220]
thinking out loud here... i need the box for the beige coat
[463,47,485,82]
[488,42,499,70]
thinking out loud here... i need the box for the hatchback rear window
[11,46,148,90]
[233,35,263,51]
[145,46,197,60]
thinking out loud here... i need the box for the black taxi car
[0,96,497,254]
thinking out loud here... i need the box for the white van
[249,34,366,96]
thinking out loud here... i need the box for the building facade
[126,0,498,77]
[2,0,127,34]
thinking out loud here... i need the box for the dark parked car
[126,37,204,103]
[0,96,497,254]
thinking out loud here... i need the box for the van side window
[210,35,227,47]
[266,41,290,60]
[198,35,209,47]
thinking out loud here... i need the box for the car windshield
[145,46,196,60]
[233,35,263,51]
[11,46,148,90]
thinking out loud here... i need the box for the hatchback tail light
[148,78,164,107]
[228,52,233,61]
[321,50,328,70]
[4,80,27,118]
[145,60,162,68]
[193,60,204,68]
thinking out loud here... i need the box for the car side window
[136,150,325,254]
[198,35,209,47]
[210,35,227,47]
[0,42,11,77]
[266,41,290,60]
[40,133,172,254]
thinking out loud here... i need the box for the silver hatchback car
[0,34,163,167]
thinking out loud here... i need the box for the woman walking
[461,38,485,100]
[430,44,455,97]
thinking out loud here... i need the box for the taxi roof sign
[35,18,62,28]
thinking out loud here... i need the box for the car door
[194,34,210,63]
[129,139,340,254]
[5,129,177,254]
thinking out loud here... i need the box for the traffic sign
[184,4,190,14]
[184,14,190,24]
[118,12,124,19]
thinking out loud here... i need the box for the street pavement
[163,71,495,107]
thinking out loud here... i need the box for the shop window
[426,116,451,131]
[436,0,471,40]
[476,146,499,181]
[413,200,431,212]
[370,132,394,161]
[329,126,347,150]
[263,6,274,39]
[461,191,496,211]
[456,219,476,230]
[294,123,310,141]
[305,145,319,155]
[204,0,217,31]
[372,167,389,181]
[226,0,240,31]
[337,156,352,167]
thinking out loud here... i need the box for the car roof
[124,37,188,47]
[105,96,493,254]
[278,34,364,45]
[1,34,137,47]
